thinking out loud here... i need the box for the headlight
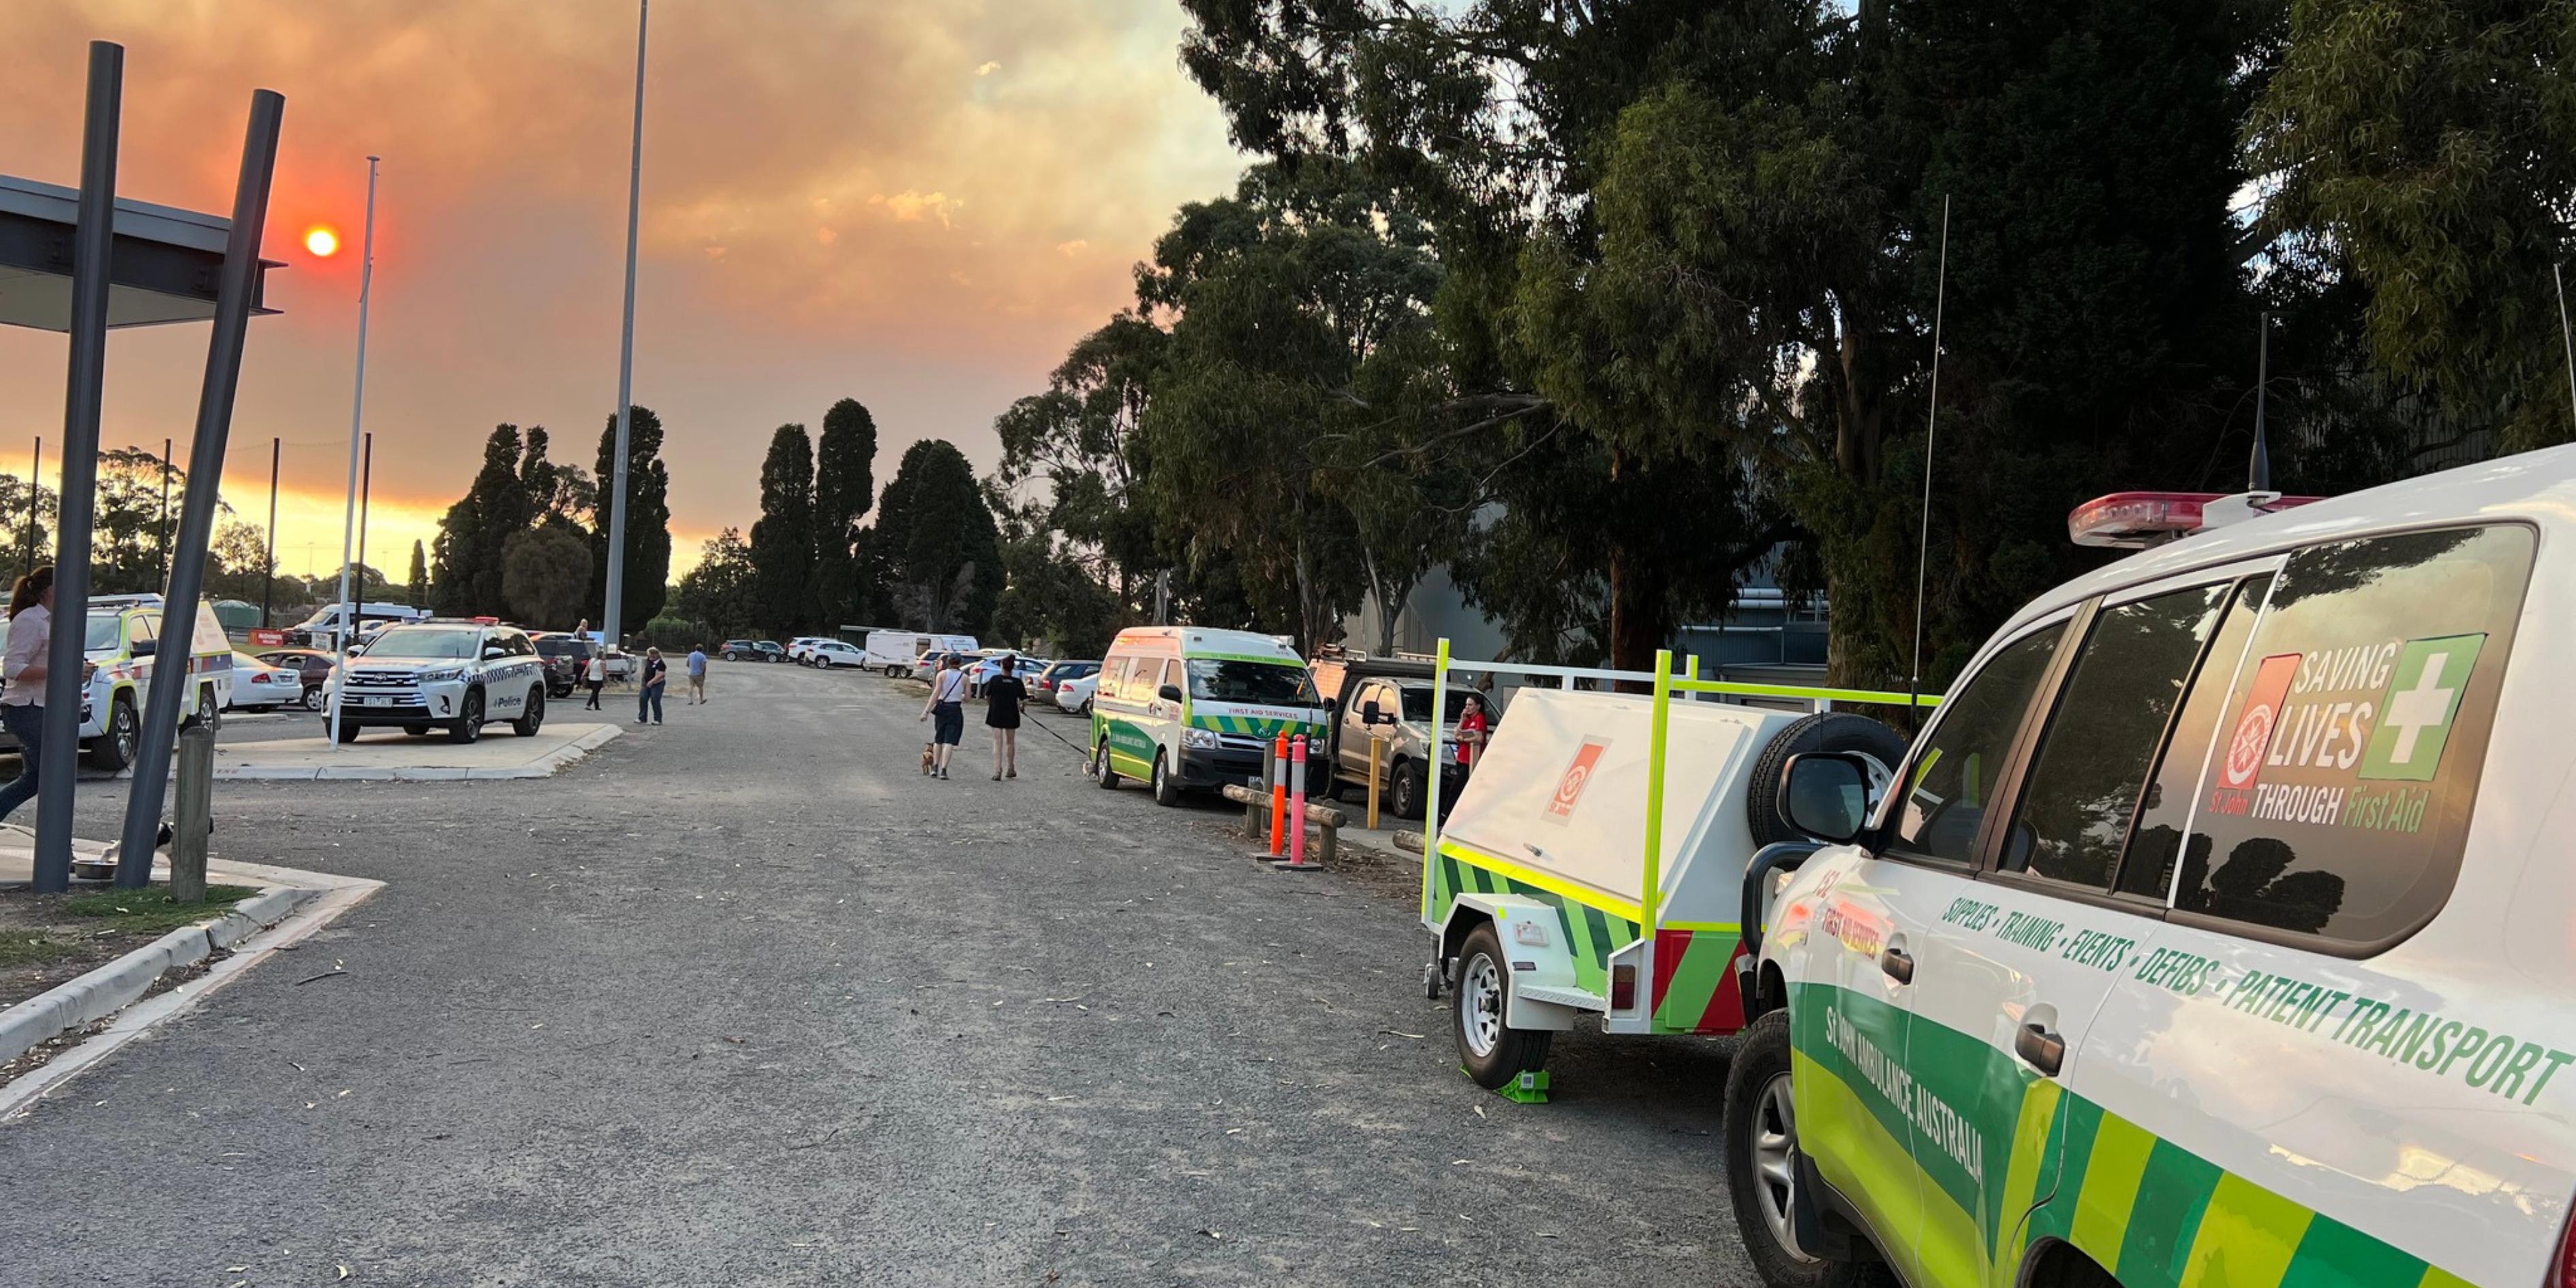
[418,666,466,684]
[1182,726,1220,750]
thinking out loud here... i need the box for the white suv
[1726,446,2576,1288]
[329,622,551,743]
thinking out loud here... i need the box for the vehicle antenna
[2556,264,2576,433]
[1907,194,1951,714]
[2250,310,2271,493]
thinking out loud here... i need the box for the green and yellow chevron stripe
[1430,840,1639,995]
[1789,981,2479,1288]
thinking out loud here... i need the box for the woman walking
[983,655,1028,780]
[637,647,668,725]
[583,651,607,710]
[917,653,968,780]
[0,567,79,825]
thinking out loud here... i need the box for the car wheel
[301,686,326,711]
[1390,757,1426,821]
[198,686,221,733]
[334,718,364,743]
[723,651,739,662]
[1080,695,1094,716]
[1150,750,1181,807]
[1452,922,1551,1090]
[1725,1008,1882,1287]
[449,688,484,743]
[1092,738,1121,789]
[512,686,546,737]
[86,694,140,771]
[403,725,431,736]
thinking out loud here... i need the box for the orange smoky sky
[0,1,1242,580]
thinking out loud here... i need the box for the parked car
[1053,670,1101,714]
[256,647,337,711]
[786,637,831,665]
[808,639,865,669]
[1325,671,1469,820]
[528,632,593,698]
[325,620,551,743]
[1031,660,1099,708]
[1721,452,2576,1288]
[969,654,1049,695]
[720,639,784,662]
[226,652,301,711]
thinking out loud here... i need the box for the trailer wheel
[1092,737,1121,789]
[1747,714,1909,846]
[1726,1008,1880,1287]
[1452,922,1551,1090]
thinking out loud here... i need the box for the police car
[1726,445,2576,1288]
[326,620,550,743]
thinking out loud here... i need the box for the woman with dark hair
[0,566,76,824]
[983,655,1027,781]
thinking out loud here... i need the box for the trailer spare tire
[1746,712,1910,846]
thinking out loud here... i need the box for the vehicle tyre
[301,686,326,711]
[403,725,431,736]
[1150,750,1182,807]
[449,688,485,743]
[1079,695,1094,716]
[1390,757,1426,821]
[87,694,140,771]
[512,686,545,737]
[1724,1008,1880,1287]
[194,685,220,734]
[1747,714,1910,846]
[334,718,363,743]
[1452,922,1551,1090]
[723,650,740,662]
[1092,737,1121,789]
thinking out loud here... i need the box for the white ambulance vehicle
[1726,446,2576,1288]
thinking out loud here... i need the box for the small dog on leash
[920,743,936,775]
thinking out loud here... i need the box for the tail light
[1610,963,1636,1011]
[2556,1206,2576,1288]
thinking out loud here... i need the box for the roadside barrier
[1268,731,1289,857]
[1222,771,1348,868]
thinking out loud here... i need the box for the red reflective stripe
[1650,929,1691,1008]
[1692,939,1749,1033]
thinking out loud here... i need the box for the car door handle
[1877,947,1914,985]
[2016,1022,2066,1077]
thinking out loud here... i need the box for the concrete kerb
[0,883,311,1065]
[211,722,623,782]
[0,859,382,1118]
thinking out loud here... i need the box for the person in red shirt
[1455,692,1491,771]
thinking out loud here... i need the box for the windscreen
[365,628,478,661]
[85,615,122,651]
[1186,658,1317,706]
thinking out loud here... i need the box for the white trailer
[1419,644,1933,1100]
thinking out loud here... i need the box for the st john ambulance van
[1724,446,2576,1288]
[1088,626,1325,806]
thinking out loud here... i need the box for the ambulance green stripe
[2115,1139,2222,1287]
[1583,906,1614,964]
[1993,1079,2064,1276]
[2281,1216,2426,1288]
[2179,1171,2310,1288]
[2417,1268,2475,1288]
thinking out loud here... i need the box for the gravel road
[0,660,1753,1287]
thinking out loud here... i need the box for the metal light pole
[261,436,278,627]
[327,157,380,749]
[355,432,371,601]
[600,0,648,652]
[112,86,285,886]
[157,435,172,580]
[35,43,125,891]
[22,436,39,569]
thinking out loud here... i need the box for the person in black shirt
[984,655,1028,780]
[637,647,668,725]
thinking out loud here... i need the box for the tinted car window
[1892,624,2064,863]
[2164,526,2533,945]
[2117,576,2273,899]
[1999,585,2229,888]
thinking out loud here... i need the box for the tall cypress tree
[749,424,816,636]
[591,405,671,628]
[870,440,1001,635]
[407,540,428,608]
[431,425,532,617]
[811,397,878,628]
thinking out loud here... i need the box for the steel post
[601,0,648,648]
[327,157,378,749]
[35,43,125,893]
[114,87,284,886]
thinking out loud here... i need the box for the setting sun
[303,225,339,257]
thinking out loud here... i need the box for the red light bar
[2068,491,2320,548]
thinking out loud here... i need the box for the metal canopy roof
[0,173,283,331]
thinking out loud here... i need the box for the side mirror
[1360,699,1384,724]
[1780,752,1873,845]
[1156,683,1184,703]
[1321,696,1339,714]
[129,638,158,658]
[483,645,509,660]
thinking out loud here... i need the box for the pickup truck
[1315,656,1468,820]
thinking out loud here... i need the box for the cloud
[0,0,1244,580]
[975,60,1001,76]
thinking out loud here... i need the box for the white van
[290,600,427,647]
[1088,626,1326,806]
[1725,448,2576,1288]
